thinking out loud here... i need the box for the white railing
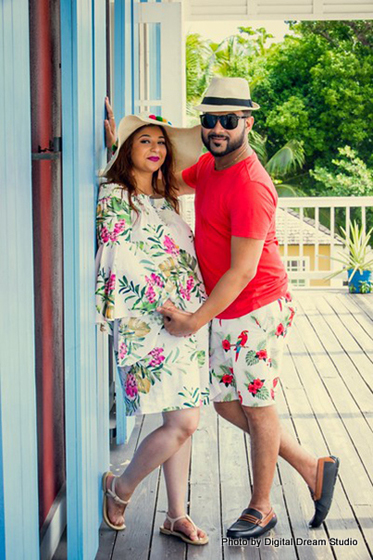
[180,195,373,287]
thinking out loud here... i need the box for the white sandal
[160,513,209,545]
[102,471,130,531]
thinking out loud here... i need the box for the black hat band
[202,96,254,107]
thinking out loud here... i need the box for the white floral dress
[95,183,212,415]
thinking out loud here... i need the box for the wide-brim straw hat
[194,77,260,113]
[101,114,202,176]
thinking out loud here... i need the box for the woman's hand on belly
[157,302,197,337]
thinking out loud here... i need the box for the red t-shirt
[182,151,288,319]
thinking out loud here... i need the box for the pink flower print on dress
[100,226,110,244]
[186,276,194,290]
[179,285,191,301]
[110,219,126,242]
[148,347,165,367]
[150,273,164,288]
[105,273,116,294]
[119,342,128,361]
[179,275,195,301]
[145,284,156,304]
[163,235,180,257]
[125,373,138,400]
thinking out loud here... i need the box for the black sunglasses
[200,114,247,130]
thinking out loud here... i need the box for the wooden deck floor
[96,290,373,560]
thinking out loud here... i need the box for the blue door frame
[60,0,108,556]
[0,1,40,558]
[60,0,136,556]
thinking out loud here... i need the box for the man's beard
[202,128,246,157]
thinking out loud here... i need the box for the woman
[96,99,211,544]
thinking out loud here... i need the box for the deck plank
[111,414,162,560]
[94,291,373,560]
[304,295,373,437]
[349,294,373,320]
[280,348,367,560]
[218,410,260,560]
[274,356,333,560]
[290,297,373,557]
[188,405,222,560]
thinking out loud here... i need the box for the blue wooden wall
[0,1,40,558]
[60,0,109,556]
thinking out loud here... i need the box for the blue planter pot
[347,269,372,293]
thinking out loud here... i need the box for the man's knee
[214,401,227,416]
[242,404,277,424]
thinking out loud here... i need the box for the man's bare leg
[242,404,280,514]
[214,400,317,493]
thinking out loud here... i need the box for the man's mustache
[208,134,229,141]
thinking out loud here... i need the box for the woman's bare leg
[162,437,207,541]
[105,407,200,528]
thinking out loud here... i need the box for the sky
[185,20,293,45]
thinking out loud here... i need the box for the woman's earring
[157,168,163,182]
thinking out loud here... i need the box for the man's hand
[157,303,198,337]
[104,97,117,149]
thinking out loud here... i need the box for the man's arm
[175,171,196,196]
[158,236,264,336]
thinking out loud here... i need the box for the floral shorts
[210,295,296,408]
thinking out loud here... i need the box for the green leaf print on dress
[117,318,151,363]
[95,186,210,415]
[96,266,116,320]
[178,386,201,408]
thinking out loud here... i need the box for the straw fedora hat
[194,77,260,113]
[101,114,202,176]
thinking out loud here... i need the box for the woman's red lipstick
[148,156,160,162]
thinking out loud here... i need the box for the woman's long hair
[104,124,179,214]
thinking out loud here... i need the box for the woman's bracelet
[112,141,118,153]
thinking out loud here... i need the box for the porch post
[60,0,106,556]
[113,0,136,444]
[0,1,40,558]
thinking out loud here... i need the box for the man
[158,77,339,539]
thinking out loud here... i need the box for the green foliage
[310,146,373,197]
[186,21,373,196]
[325,221,373,281]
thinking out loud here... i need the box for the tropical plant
[249,130,305,196]
[323,221,373,281]
[310,146,373,197]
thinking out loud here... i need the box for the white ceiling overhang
[185,0,373,21]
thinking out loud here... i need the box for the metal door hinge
[32,137,62,160]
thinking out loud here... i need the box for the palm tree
[249,130,306,196]
[186,34,214,116]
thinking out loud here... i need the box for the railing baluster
[284,208,288,258]
[345,206,351,239]
[299,207,304,258]
[315,206,319,272]
[362,206,366,234]
[330,206,335,275]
